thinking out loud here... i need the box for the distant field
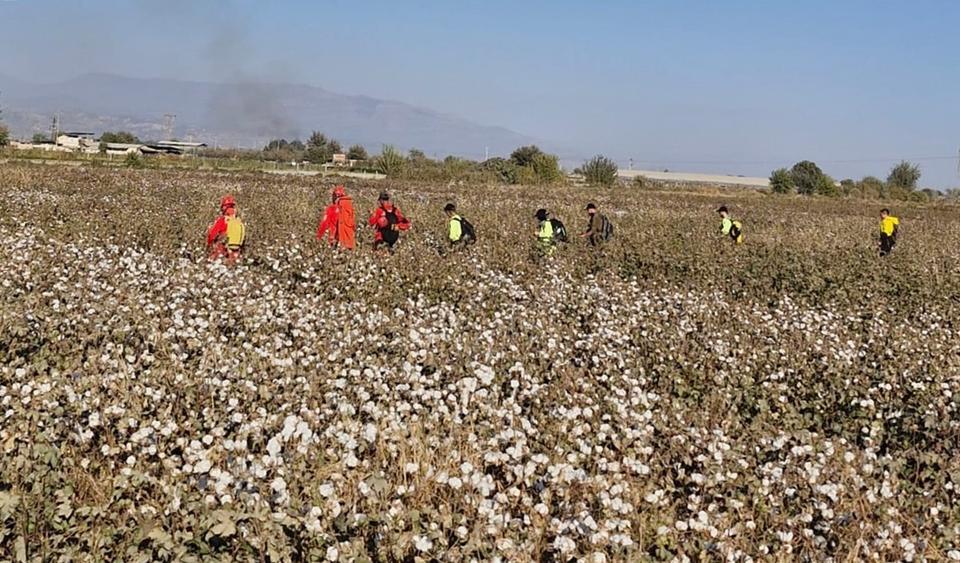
[1,164,959,561]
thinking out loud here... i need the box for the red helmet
[220,195,236,210]
[332,185,346,199]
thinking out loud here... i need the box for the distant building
[57,132,98,153]
[10,140,72,153]
[153,140,207,155]
[102,142,146,156]
[331,153,348,166]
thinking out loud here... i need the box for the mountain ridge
[0,72,544,158]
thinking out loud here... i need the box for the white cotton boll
[552,536,576,554]
[448,477,463,490]
[414,535,433,552]
[266,436,282,459]
[404,462,419,475]
[325,546,339,561]
[194,459,211,474]
[319,483,335,497]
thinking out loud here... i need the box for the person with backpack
[368,192,411,252]
[534,208,564,256]
[717,206,743,245]
[581,203,614,246]
[878,208,900,257]
[206,194,246,263]
[444,203,476,247]
[316,185,356,250]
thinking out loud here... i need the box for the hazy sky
[1,0,958,186]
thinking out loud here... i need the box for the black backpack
[550,218,568,242]
[455,216,477,244]
[600,214,614,241]
[381,208,400,245]
[729,220,742,241]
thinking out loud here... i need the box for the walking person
[717,206,744,245]
[444,203,476,248]
[206,194,246,264]
[581,203,614,246]
[368,192,411,253]
[879,208,900,257]
[534,208,558,256]
[316,185,356,250]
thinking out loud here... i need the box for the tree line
[769,160,945,201]
[2,120,955,197]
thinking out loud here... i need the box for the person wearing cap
[581,203,613,246]
[444,203,475,247]
[317,184,356,250]
[207,194,246,263]
[878,208,900,257]
[717,205,743,244]
[368,192,411,252]
[534,208,556,256]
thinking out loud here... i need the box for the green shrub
[581,155,619,186]
[790,161,829,196]
[376,145,405,178]
[346,144,368,161]
[887,161,921,191]
[125,152,145,168]
[769,168,794,194]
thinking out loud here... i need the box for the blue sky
[1,0,958,186]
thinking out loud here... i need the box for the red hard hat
[220,195,236,210]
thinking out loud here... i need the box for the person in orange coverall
[316,185,356,249]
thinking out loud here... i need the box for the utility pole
[629,158,633,171]
[51,114,59,144]
[484,146,489,161]
[163,114,176,141]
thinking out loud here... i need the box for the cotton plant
[1,165,959,560]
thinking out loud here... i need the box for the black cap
[717,205,728,213]
[444,203,456,212]
[586,203,597,210]
[534,208,548,221]
[378,192,390,201]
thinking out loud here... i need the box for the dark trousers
[879,234,896,256]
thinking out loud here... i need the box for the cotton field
[2,165,960,561]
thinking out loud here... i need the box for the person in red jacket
[368,192,410,252]
[207,195,245,263]
[316,185,356,249]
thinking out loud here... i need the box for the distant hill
[0,73,542,158]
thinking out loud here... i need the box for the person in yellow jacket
[879,208,900,257]
[534,208,556,256]
[717,206,744,244]
[444,203,476,247]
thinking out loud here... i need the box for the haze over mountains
[0,73,544,159]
